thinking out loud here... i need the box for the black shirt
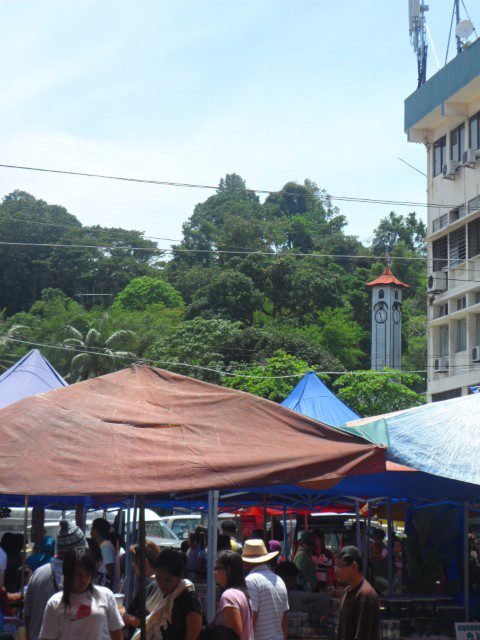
[127,577,158,618]
[162,587,203,640]
[337,578,380,640]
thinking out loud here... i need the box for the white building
[405,38,480,401]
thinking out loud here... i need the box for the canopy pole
[206,490,219,622]
[464,502,470,622]
[138,496,147,640]
[387,499,393,596]
[355,501,361,549]
[363,503,370,581]
[289,511,294,561]
[282,505,288,560]
[124,500,132,604]
[263,495,267,537]
[20,495,29,598]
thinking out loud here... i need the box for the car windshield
[145,521,178,540]
[170,519,198,539]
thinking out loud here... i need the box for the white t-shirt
[246,564,289,640]
[39,585,123,640]
[99,540,116,574]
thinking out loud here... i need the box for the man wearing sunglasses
[336,546,379,640]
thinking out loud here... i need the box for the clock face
[393,308,401,324]
[375,308,387,324]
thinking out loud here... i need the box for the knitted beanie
[56,519,87,554]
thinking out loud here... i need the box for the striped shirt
[246,564,289,640]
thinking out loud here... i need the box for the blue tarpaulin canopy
[281,371,360,426]
[342,392,480,486]
[0,349,67,410]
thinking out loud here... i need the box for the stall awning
[0,365,386,497]
[281,371,360,426]
[0,349,67,410]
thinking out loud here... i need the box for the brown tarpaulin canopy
[1,365,386,496]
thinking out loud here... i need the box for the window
[451,123,465,162]
[456,296,467,311]
[434,136,447,176]
[439,324,449,356]
[449,226,467,266]
[438,303,449,317]
[476,314,480,346]
[394,290,399,300]
[469,195,480,214]
[469,218,480,258]
[476,291,480,305]
[432,388,462,402]
[432,235,448,271]
[456,318,467,352]
[378,289,384,299]
[433,214,448,232]
[470,111,480,150]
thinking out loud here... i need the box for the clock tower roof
[366,266,409,289]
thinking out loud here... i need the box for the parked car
[159,513,241,541]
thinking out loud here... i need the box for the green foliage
[186,270,263,323]
[113,276,184,311]
[314,307,364,369]
[371,211,426,256]
[225,350,314,402]
[333,368,426,417]
[145,317,244,383]
[62,313,137,381]
[0,178,428,392]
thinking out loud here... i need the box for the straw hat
[242,539,279,564]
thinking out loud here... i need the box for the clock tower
[366,265,409,371]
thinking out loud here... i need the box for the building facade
[367,267,409,371]
[405,38,480,401]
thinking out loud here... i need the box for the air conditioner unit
[442,160,459,179]
[473,346,480,362]
[427,271,447,293]
[462,148,479,167]
[434,357,449,373]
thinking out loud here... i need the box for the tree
[371,211,426,256]
[186,270,263,323]
[224,350,315,402]
[302,307,364,369]
[145,317,244,383]
[62,314,137,381]
[113,276,183,311]
[333,368,426,417]
[0,191,81,313]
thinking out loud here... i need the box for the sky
[0,0,478,249]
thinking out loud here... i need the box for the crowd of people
[0,515,382,640]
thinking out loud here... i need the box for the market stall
[0,364,386,639]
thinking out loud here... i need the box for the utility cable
[0,162,454,209]
[0,239,429,262]
[3,336,428,376]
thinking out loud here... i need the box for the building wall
[425,94,480,400]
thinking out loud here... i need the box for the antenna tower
[409,0,429,87]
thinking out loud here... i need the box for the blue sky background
[0,0,478,248]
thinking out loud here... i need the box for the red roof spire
[366,265,409,288]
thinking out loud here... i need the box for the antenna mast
[409,0,429,87]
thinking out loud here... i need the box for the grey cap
[56,519,87,555]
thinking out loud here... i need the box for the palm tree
[0,324,28,372]
[62,314,137,381]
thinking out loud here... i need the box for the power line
[0,162,453,209]
[0,238,429,262]
[3,336,428,376]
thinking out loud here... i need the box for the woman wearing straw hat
[242,540,289,640]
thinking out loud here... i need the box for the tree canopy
[0,181,427,415]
